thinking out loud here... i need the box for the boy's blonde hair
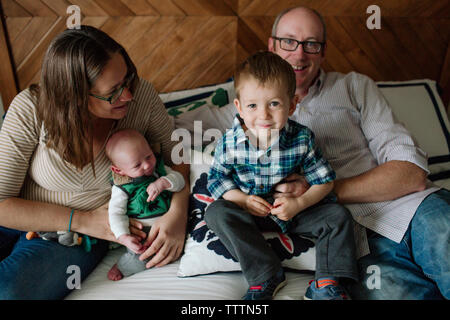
[234,51,296,99]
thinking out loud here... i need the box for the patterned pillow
[159,81,236,151]
[177,148,316,277]
[160,80,236,136]
[164,87,230,117]
[159,79,234,111]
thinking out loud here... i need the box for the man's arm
[274,160,427,204]
[276,73,430,204]
[333,160,427,204]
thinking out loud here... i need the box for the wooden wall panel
[1,0,449,110]
[237,0,450,18]
[0,9,18,109]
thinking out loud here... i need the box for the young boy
[105,129,185,280]
[205,51,357,300]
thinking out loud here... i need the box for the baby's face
[112,137,157,178]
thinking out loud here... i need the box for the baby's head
[105,129,156,178]
[233,51,298,140]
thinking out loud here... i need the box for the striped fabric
[291,70,440,256]
[207,115,335,200]
[0,79,177,212]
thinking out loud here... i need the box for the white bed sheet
[65,246,313,300]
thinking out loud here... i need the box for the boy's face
[111,136,157,178]
[234,76,298,144]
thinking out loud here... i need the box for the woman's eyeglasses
[89,73,135,104]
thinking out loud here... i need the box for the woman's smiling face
[88,52,133,120]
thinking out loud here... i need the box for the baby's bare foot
[107,264,124,281]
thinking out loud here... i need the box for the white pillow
[433,178,450,190]
[377,79,450,181]
[177,147,316,277]
[160,80,236,137]
[159,80,235,106]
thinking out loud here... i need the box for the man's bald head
[271,6,326,43]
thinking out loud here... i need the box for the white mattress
[65,246,313,300]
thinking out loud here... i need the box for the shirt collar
[232,115,248,145]
[232,115,290,150]
[308,68,325,95]
[296,69,325,106]
[316,68,326,92]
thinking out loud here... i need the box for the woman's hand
[73,202,146,242]
[138,162,189,268]
[73,203,115,241]
[139,207,187,268]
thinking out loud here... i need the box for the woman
[0,26,189,299]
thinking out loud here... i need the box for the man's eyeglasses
[89,73,135,104]
[272,37,324,54]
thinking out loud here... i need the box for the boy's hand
[271,197,304,221]
[117,234,144,254]
[147,178,170,202]
[245,195,272,217]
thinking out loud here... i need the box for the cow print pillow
[177,169,316,278]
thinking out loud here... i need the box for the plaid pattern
[207,116,336,201]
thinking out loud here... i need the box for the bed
[65,77,450,300]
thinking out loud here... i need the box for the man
[268,6,449,299]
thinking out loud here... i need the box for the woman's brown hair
[31,25,138,172]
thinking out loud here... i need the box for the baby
[105,128,185,280]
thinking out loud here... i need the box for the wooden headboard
[1,0,449,110]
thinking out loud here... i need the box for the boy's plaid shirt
[207,116,336,200]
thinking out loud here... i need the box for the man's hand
[273,173,310,198]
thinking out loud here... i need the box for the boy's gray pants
[204,199,358,286]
